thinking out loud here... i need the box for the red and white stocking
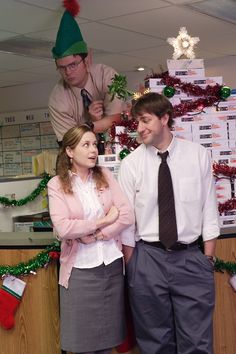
[0,276,26,330]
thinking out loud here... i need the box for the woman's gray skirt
[60,258,125,353]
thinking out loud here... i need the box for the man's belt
[141,239,199,252]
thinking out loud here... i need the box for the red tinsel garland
[218,198,236,215]
[146,72,223,117]
[213,162,236,178]
[147,72,222,97]
[173,97,219,117]
[109,119,139,150]
[213,162,236,214]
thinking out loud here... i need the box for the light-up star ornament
[167,27,199,59]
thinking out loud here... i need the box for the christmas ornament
[220,86,231,99]
[119,148,131,160]
[167,27,199,59]
[108,74,133,101]
[163,86,175,98]
[0,276,26,330]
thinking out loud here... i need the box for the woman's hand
[77,235,96,244]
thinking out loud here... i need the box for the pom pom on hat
[63,0,80,17]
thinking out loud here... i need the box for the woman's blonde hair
[56,125,108,194]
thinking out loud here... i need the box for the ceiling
[0,0,236,89]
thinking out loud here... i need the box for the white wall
[0,56,235,113]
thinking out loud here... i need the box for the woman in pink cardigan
[47,124,134,354]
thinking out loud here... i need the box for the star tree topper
[167,27,199,59]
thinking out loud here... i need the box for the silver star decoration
[167,27,200,59]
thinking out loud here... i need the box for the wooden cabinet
[1,236,235,354]
[0,248,60,354]
[214,237,236,354]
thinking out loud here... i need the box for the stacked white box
[168,68,205,77]
[167,59,205,70]
[98,154,120,179]
[145,58,236,228]
[212,147,236,166]
[192,122,228,142]
[215,179,232,203]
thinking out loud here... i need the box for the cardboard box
[219,216,236,228]
[149,86,165,93]
[98,154,119,164]
[229,130,236,140]
[229,140,236,148]
[199,139,229,149]
[192,121,227,134]
[208,112,236,122]
[167,59,204,70]
[145,78,163,88]
[228,121,236,130]
[179,76,223,86]
[173,132,192,141]
[215,180,232,203]
[212,148,236,159]
[98,161,121,178]
[217,101,236,112]
[213,155,236,166]
[191,121,228,141]
[179,114,207,123]
[226,93,236,103]
[172,122,192,133]
[193,131,228,141]
[14,222,34,232]
[169,68,205,77]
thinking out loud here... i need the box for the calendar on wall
[0,108,58,177]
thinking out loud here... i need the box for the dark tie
[81,88,92,119]
[158,151,178,248]
[81,89,105,154]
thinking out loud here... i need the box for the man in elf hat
[49,0,123,144]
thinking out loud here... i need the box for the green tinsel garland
[0,245,234,278]
[108,74,133,101]
[214,257,236,275]
[0,173,51,207]
[0,241,60,277]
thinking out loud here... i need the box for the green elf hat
[52,0,88,59]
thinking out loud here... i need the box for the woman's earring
[70,158,73,164]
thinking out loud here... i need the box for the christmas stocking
[0,276,26,330]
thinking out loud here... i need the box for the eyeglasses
[56,58,83,73]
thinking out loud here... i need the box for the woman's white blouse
[72,173,123,269]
